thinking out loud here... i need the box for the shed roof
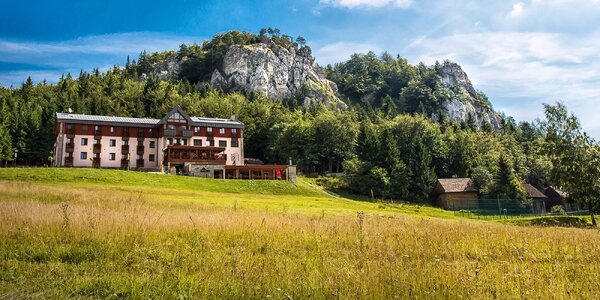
[545,186,568,199]
[436,178,478,193]
[522,183,547,199]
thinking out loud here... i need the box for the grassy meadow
[1,168,600,298]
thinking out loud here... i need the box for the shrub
[551,205,567,215]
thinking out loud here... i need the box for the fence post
[497,196,501,214]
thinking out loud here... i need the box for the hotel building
[53,107,296,181]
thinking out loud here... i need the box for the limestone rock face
[435,62,502,130]
[210,42,346,109]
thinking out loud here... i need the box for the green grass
[1,168,600,298]
[0,168,457,218]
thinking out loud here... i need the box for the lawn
[1,168,599,298]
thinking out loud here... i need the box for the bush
[550,205,567,215]
[315,176,344,190]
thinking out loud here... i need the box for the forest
[0,30,598,219]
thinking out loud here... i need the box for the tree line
[0,29,598,223]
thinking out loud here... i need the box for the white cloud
[510,2,525,17]
[405,31,600,137]
[0,32,200,66]
[319,0,412,9]
[314,42,383,65]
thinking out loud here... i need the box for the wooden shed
[545,187,578,211]
[521,183,547,213]
[434,178,479,210]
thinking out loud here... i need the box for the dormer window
[207,127,213,133]
[219,128,225,134]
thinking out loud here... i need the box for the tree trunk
[591,212,597,227]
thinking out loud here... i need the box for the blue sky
[1,0,600,137]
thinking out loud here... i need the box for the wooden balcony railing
[65,142,75,152]
[121,145,129,153]
[163,129,193,137]
[136,145,144,155]
[136,159,144,167]
[93,144,102,153]
[92,158,101,168]
[164,145,226,164]
[64,157,73,166]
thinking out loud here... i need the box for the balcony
[137,129,145,141]
[64,156,73,167]
[92,158,101,168]
[164,145,227,164]
[93,144,102,153]
[121,145,129,153]
[163,129,193,137]
[136,145,144,155]
[121,159,129,169]
[94,129,102,139]
[66,127,75,138]
[65,142,75,153]
[136,159,144,168]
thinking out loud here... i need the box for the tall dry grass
[1,181,600,299]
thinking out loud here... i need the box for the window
[81,138,88,146]
[109,139,116,147]
[179,125,187,130]
[66,124,73,130]
[194,126,200,133]
[82,125,88,131]
[206,140,214,147]
[193,139,202,146]
[93,153,100,159]
[219,140,227,147]
[167,124,176,130]
[94,139,101,145]
[207,127,212,134]
[121,154,127,160]
[137,154,143,160]
[110,126,115,133]
[219,128,225,134]
[167,112,187,123]
[167,138,173,145]
[149,141,155,148]
[231,139,239,148]
[149,154,155,162]
[109,153,116,160]
[149,128,153,133]
[232,128,237,135]
[95,125,100,131]
[80,152,87,160]
[123,127,129,135]
[122,140,129,146]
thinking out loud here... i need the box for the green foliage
[541,102,600,225]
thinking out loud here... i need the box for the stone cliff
[210,42,346,109]
[435,62,503,130]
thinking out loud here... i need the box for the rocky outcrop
[210,43,346,109]
[435,62,502,130]
[139,55,180,81]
